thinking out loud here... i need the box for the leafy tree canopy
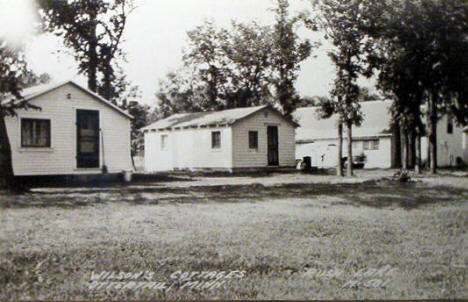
[156,0,316,118]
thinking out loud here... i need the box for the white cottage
[143,105,297,172]
[4,80,133,176]
[294,100,468,168]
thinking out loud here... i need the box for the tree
[220,21,274,108]
[157,21,275,117]
[121,100,151,157]
[363,0,468,173]
[182,20,275,111]
[312,0,369,176]
[358,87,381,102]
[156,4,316,118]
[22,72,51,88]
[315,96,345,176]
[109,67,141,107]
[108,69,151,161]
[38,0,136,100]
[270,0,315,116]
[38,0,150,162]
[296,95,329,108]
[0,42,39,192]
[155,69,208,118]
[379,48,426,173]
[183,20,227,111]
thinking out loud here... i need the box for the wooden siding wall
[144,127,232,172]
[231,109,296,168]
[144,131,173,172]
[421,115,467,167]
[5,83,132,176]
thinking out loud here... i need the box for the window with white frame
[21,118,51,148]
[363,139,379,150]
[249,131,258,150]
[211,131,221,149]
[161,134,168,150]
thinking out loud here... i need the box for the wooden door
[267,126,279,166]
[76,109,100,168]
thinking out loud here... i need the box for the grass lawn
[0,178,467,300]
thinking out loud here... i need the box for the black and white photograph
[0,0,467,300]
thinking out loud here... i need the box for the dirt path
[30,170,398,193]
[28,169,468,195]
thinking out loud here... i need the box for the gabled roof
[3,80,132,119]
[143,105,297,131]
[293,100,393,142]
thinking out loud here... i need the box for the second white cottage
[142,105,297,172]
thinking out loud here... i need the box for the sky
[3,0,374,106]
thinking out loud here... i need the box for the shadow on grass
[16,173,195,189]
[1,179,467,210]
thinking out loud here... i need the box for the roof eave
[24,80,133,120]
[230,105,299,128]
[67,81,133,119]
[296,133,393,143]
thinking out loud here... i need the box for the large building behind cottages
[294,100,468,169]
[142,105,297,172]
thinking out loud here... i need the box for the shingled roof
[294,100,393,142]
[143,105,297,131]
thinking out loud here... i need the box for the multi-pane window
[373,139,380,150]
[21,118,51,148]
[161,134,168,150]
[363,139,379,150]
[249,131,258,149]
[211,131,221,149]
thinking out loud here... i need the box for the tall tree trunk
[88,48,98,92]
[400,125,408,170]
[208,67,218,109]
[408,130,415,168]
[346,122,353,177]
[426,100,431,170]
[428,92,438,174]
[414,134,421,174]
[88,14,98,93]
[337,122,343,177]
[405,133,410,169]
[0,112,17,191]
[102,63,113,102]
[392,122,401,168]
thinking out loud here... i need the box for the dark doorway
[76,109,100,168]
[267,125,279,166]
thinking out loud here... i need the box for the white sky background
[9,0,373,106]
